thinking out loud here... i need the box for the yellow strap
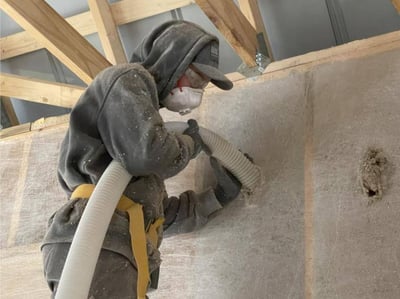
[70,184,150,299]
[118,197,149,299]
[70,184,95,200]
[147,218,165,248]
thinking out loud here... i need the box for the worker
[41,20,247,298]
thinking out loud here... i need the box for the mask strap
[176,78,184,92]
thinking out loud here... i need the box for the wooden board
[2,30,400,140]
[195,0,258,66]
[0,0,192,61]
[0,0,111,84]
[392,0,400,13]
[0,73,84,108]
[238,0,274,60]
[88,0,127,65]
[0,114,70,139]
[1,96,19,126]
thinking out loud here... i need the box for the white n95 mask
[163,87,204,115]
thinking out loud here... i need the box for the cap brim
[192,62,233,90]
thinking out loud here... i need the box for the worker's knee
[41,199,160,298]
[42,242,139,298]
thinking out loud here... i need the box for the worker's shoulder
[95,63,156,95]
[99,63,154,85]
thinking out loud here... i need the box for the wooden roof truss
[0,0,272,138]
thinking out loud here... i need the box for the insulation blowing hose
[165,122,260,192]
[55,121,260,299]
[55,161,132,299]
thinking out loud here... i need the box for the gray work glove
[183,119,211,158]
[210,152,254,206]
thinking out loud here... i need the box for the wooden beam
[238,0,274,61]
[0,114,70,139]
[3,30,399,139]
[0,11,97,62]
[0,73,85,108]
[0,122,31,139]
[195,0,258,67]
[265,31,400,74]
[0,11,95,61]
[1,96,19,125]
[88,0,127,65]
[0,0,111,84]
[392,0,400,13]
[111,0,192,26]
[0,0,193,61]
[205,30,400,91]
[30,114,70,131]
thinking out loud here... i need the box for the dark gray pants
[41,199,161,299]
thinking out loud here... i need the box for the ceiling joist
[392,0,400,13]
[88,0,127,65]
[0,114,69,139]
[195,0,258,67]
[0,0,111,84]
[0,0,193,61]
[1,30,400,139]
[0,73,85,108]
[0,0,268,137]
[238,0,274,61]
[1,0,267,68]
[0,11,94,61]
[1,96,19,126]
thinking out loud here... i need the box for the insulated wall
[1,35,400,298]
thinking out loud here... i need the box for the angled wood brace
[0,0,273,135]
[196,0,273,71]
[392,0,400,14]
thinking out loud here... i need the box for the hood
[130,20,232,103]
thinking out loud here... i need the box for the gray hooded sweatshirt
[42,21,223,298]
[56,20,223,229]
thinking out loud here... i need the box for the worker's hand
[210,152,254,206]
[183,119,211,158]
[210,157,242,206]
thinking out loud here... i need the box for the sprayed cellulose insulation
[1,33,400,299]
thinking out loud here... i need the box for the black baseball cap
[192,41,233,90]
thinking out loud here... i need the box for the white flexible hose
[55,161,132,299]
[165,122,260,192]
[55,122,260,299]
